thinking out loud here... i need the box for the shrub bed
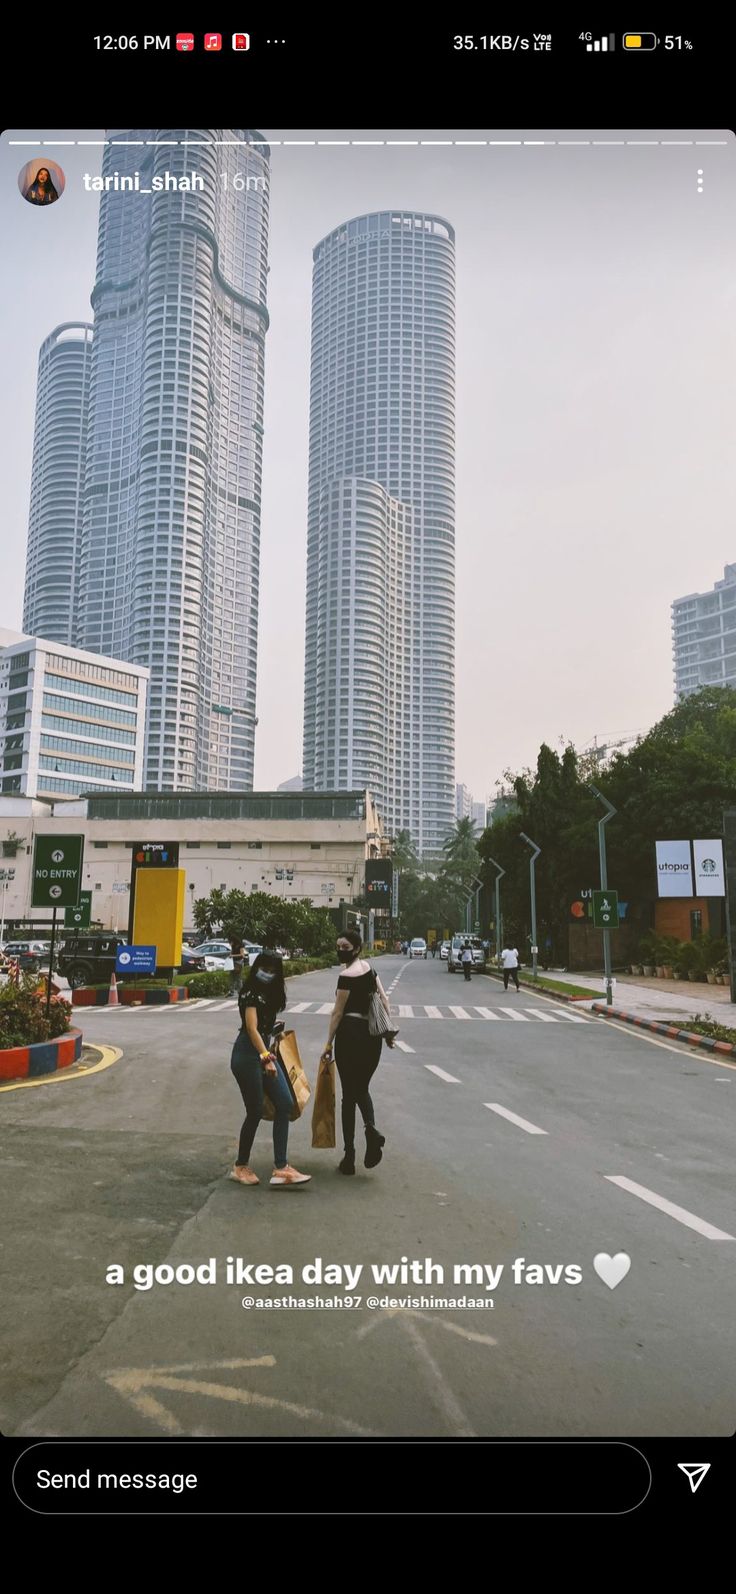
[682,1013,736,1046]
[0,976,72,1050]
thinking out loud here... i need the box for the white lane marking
[424,1005,444,1019]
[605,1176,736,1241]
[448,1005,472,1020]
[316,1003,334,1014]
[474,1007,501,1020]
[394,1039,415,1053]
[484,1103,548,1136]
[398,1005,414,1018]
[498,1007,527,1021]
[209,999,237,1010]
[425,1064,461,1083]
[287,1002,312,1012]
[524,1008,556,1022]
[190,999,215,1008]
[551,1008,588,1024]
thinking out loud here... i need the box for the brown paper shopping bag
[275,1029,311,1120]
[311,1054,336,1148]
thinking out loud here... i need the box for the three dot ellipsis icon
[697,168,704,193]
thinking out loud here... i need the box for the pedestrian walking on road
[230,937,245,997]
[321,928,392,1176]
[501,944,520,991]
[431,942,437,958]
[461,941,473,982]
[229,951,311,1188]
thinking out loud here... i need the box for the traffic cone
[108,971,119,1006]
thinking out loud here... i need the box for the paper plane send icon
[677,1462,711,1494]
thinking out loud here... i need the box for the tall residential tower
[73,129,270,790]
[23,324,93,645]
[302,211,456,859]
[672,564,736,697]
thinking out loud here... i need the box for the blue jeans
[231,1031,292,1169]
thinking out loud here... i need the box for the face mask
[337,948,356,964]
[255,970,276,986]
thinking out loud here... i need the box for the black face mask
[255,970,277,986]
[337,948,357,964]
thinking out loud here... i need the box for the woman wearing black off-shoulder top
[320,928,393,1176]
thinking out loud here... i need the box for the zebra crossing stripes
[473,1007,500,1020]
[424,1005,444,1019]
[448,1005,472,1020]
[84,996,592,1025]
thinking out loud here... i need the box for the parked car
[440,940,451,960]
[189,939,235,971]
[409,938,428,959]
[56,934,131,989]
[179,946,207,974]
[2,939,55,974]
[447,935,486,973]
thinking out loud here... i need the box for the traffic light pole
[589,784,617,1007]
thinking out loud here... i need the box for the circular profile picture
[18,158,65,206]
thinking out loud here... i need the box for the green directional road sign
[32,833,84,909]
[64,890,93,930]
[592,889,619,930]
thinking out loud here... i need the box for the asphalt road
[2,955,734,1439]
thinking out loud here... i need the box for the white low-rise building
[0,788,385,933]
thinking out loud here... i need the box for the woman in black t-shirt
[320,928,393,1176]
[229,951,311,1188]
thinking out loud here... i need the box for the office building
[456,783,472,820]
[303,211,456,860]
[471,800,486,834]
[23,324,93,644]
[0,628,147,800]
[672,564,736,698]
[72,129,271,791]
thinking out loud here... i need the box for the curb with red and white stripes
[591,1003,736,1055]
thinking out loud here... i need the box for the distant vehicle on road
[447,935,486,974]
[2,939,55,974]
[409,937,428,959]
[440,940,450,960]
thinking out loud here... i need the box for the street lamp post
[487,857,506,962]
[589,784,617,1007]
[520,833,541,979]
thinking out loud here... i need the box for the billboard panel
[655,840,693,897]
[365,859,392,911]
[693,839,725,897]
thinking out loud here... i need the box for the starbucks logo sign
[701,858,717,873]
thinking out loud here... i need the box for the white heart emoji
[594,1252,631,1289]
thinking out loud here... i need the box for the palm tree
[441,817,480,888]
[391,829,420,873]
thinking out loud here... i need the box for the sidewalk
[556,969,736,1025]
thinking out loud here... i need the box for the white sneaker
[270,1165,311,1187]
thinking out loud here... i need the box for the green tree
[441,816,481,890]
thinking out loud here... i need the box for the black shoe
[338,1153,355,1176]
[364,1128,386,1169]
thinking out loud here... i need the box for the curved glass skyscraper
[76,129,270,791]
[23,323,93,645]
[303,211,456,859]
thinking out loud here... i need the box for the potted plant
[639,936,656,977]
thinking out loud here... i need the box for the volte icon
[677,1462,711,1494]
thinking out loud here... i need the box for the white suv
[447,936,486,973]
[409,938,428,959]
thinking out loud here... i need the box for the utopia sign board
[655,840,693,897]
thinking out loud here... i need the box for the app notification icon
[205,33,222,51]
[176,33,195,51]
[232,33,250,50]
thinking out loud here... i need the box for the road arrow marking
[104,1357,377,1436]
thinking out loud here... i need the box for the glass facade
[303,212,456,860]
[75,130,271,793]
[23,325,93,643]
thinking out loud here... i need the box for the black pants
[463,963,472,980]
[334,1020,382,1153]
[503,968,520,990]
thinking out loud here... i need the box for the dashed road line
[605,1176,736,1241]
[394,1039,415,1054]
[425,1064,461,1083]
[484,1103,548,1136]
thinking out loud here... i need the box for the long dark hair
[27,168,59,202]
[242,950,286,1013]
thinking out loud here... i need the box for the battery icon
[623,33,658,48]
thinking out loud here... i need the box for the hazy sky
[1,128,734,803]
